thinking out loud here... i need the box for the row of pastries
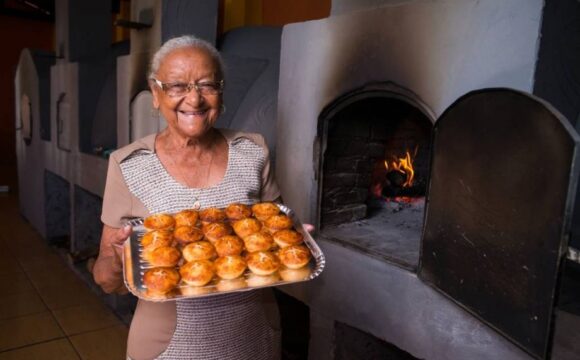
[138,202,312,296]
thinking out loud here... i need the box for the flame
[384,150,415,187]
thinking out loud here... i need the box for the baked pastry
[215,255,247,280]
[243,231,274,253]
[144,213,175,231]
[263,214,293,234]
[180,285,213,296]
[246,272,280,287]
[143,267,180,295]
[174,209,199,227]
[251,202,280,221]
[142,246,181,267]
[246,251,280,276]
[182,241,216,262]
[199,207,226,224]
[278,244,311,269]
[179,260,215,286]
[225,203,252,220]
[216,277,247,292]
[173,225,204,246]
[202,222,233,243]
[232,218,262,238]
[273,229,304,248]
[279,265,312,282]
[214,235,244,257]
[141,229,174,249]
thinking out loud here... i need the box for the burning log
[386,170,407,188]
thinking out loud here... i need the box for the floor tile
[36,282,102,311]
[0,338,80,360]
[52,303,122,336]
[0,272,35,296]
[0,257,22,276]
[18,250,66,271]
[26,265,83,290]
[11,249,51,262]
[0,290,47,320]
[69,325,128,360]
[0,312,64,351]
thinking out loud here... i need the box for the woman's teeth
[179,110,205,115]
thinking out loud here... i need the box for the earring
[220,104,226,115]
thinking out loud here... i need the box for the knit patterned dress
[117,131,281,360]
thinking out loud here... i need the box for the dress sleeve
[101,153,133,228]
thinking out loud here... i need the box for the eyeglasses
[152,78,224,97]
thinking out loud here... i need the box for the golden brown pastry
[263,214,293,234]
[179,260,215,286]
[214,235,244,257]
[174,209,199,227]
[141,229,174,249]
[143,267,180,295]
[273,229,304,248]
[246,272,281,287]
[232,218,262,238]
[202,222,233,243]
[199,207,227,224]
[279,265,312,282]
[225,203,252,221]
[180,285,213,296]
[142,246,181,267]
[243,231,274,253]
[182,241,216,262]
[173,225,204,246]
[215,255,247,280]
[216,277,247,292]
[143,213,175,231]
[246,251,280,276]
[278,244,311,269]
[251,202,280,221]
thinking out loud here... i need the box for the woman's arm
[93,224,132,294]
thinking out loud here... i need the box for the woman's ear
[151,85,160,109]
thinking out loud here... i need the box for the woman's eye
[198,82,221,93]
[168,83,188,92]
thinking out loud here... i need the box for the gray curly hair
[148,35,225,80]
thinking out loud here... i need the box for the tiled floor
[0,191,128,360]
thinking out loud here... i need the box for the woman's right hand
[93,224,132,294]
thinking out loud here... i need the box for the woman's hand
[93,224,132,294]
[303,223,315,234]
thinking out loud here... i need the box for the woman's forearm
[93,225,130,294]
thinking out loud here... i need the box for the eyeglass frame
[151,78,224,97]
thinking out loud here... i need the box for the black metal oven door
[418,88,580,359]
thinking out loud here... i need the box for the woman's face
[151,46,223,139]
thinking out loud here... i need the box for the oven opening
[318,92,433,270]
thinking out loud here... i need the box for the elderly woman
[93,35,281,360]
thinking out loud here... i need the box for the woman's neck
[158,128,217,154]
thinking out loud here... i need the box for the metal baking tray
[122,204,325,301]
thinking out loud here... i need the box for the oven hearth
[321,198,425,270]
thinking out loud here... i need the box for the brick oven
[274,1,580,360]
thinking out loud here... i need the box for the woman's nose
[183,86,204,104]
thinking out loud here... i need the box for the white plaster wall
[15,50,47,237]
[46,63,76,181]
[276,0,543,224]
[282,240,532,360]
[331,0,421,16]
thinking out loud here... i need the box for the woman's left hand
[303,223,315,234]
